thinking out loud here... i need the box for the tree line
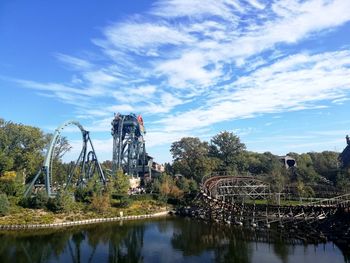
[166,131,350,196]
[1,117,350,215]
[0,118,134,216]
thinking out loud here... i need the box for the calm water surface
[0,217,348,263]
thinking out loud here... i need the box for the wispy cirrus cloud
[7,0,350,157]
[55,53,93,70]
[160,50,350,131]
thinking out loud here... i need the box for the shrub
[129,194,153,201]
[74,174,105,203]
[74,186,93,203]
[31,190,49,208]
[118,196,131,208]
[0,193,10,216]
[90,193,111,213]
[0,171,24,197]
[20,190,48,209]
[109,169,130,195]
[0,171,16,180]
[47,191,74,213]
[112,195,132,208]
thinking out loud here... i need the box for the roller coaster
[111,113,146,177]
[24,121,106,197]
[25,113,148,197]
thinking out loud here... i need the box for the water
[0,217,348,263]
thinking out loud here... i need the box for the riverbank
[0,210,170,231]
[0,196,171,228]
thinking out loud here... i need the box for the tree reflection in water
[0,218,348,263]
[0,222,145,263]
[171,219,253,262]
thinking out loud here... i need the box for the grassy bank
[0,195,169,225]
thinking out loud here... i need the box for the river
[0,217,348,263]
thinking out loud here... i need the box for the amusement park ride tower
[111,113,147,177]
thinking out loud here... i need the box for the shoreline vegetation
[0,194,170,226]
[0,210,170,231]
[1,118,350,236]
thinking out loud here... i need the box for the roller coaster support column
[24,120,106,198]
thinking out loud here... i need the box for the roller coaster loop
[24,120,106,197]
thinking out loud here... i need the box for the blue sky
[1,0,350,163]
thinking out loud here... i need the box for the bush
[129,194,153,201]
[20,190,48,209]
[74,186,93,203]
[112,195,132,208]
[47,191,74,213]
[118,196,131,208]
[0,171,24,197]
[90,193,111,213]
[109,169,130,195]
[0,193,10,216]
[74,175,105,203]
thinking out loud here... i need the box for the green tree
[0,118,48,180]
[21,190,49,209]
[0,193,10,216]
[210,131,246,171]
[296,181,315,198]
[101,160,113,170]
[176,176,190,193]
[309,151,339,183]
[0,171,24,197]
[90,192,111,213]
[291,153,320,183]
[47,190,74,212]
[111,169,130,195]
[164,162,174,175]
[158,174,183,200]
[171,137,219,182]
[51,136,72,186]
[336,169,350,192]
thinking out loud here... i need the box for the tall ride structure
[111,113,147,177]
[25,120,106,197]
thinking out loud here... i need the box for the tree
[101,160,113,170]
[0,171,24,197]
[164,162,174,175]
[309,151,339,183]
[111,169,130,195]
[336,169,350,192]
[158,174,183,199]
[171,137,219,182]
[296,181,315,198]
[291,153,320,183]
[210,131,246,172]
[51,136,72,186]
[47,190,74,213]
[0,119,48,180]
[74,174,105,203]
[90,193,111,213]
[0,193,10,216]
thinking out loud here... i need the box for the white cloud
[150,0,242,19]
[158,50,350,132]
[247,0,265,10]
[9,0,350,159]
[83,70,118,86]
[102,21,195,54]
[55,53,93,70]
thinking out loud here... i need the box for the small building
[278,155,296,169]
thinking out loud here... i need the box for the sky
[1,0,350,164]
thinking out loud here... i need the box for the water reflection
[0,218,348,263]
